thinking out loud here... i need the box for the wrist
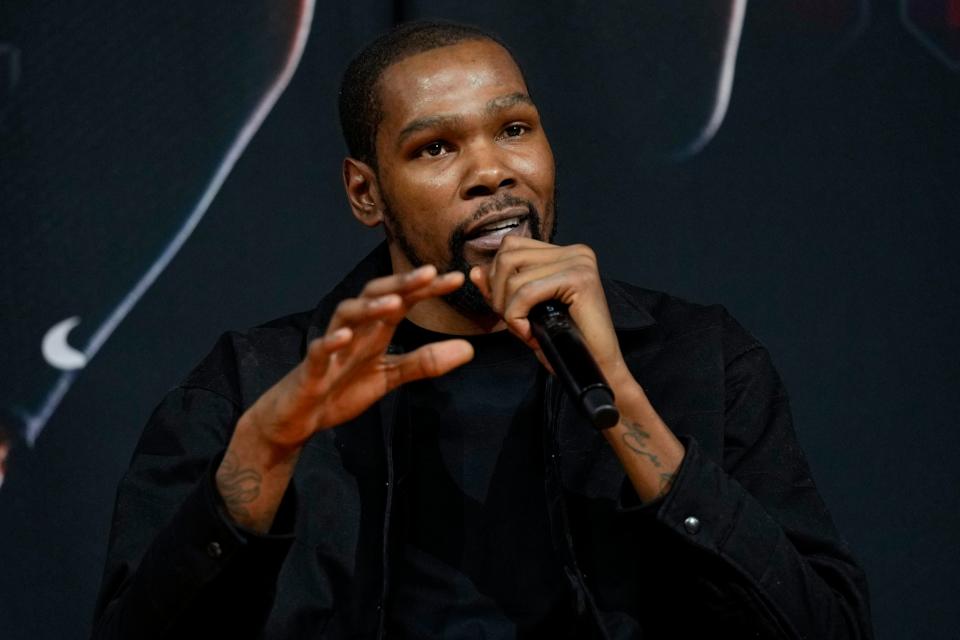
[233,410,302,470]
[604,363,644,406]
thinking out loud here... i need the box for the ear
[343,157,384,228]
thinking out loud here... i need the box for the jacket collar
[307,242,656,342]
[601,277,657,331]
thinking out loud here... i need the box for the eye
[418,141,451,158]
[502,124,527,138]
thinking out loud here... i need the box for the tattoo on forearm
[217,451,262,518]
[657,471,677,498]
[621,421,662,467]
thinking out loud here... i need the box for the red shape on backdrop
[902,0,960,69]
[949,0,960,28]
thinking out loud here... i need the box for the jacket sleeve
[626,330,873,639]
[90,386,295,640]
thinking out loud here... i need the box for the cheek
[383,171,462,248]
[385,163,458,210]
[515,143,555,193]
[422,165,467,213]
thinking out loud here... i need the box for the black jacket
[92,243,873,639]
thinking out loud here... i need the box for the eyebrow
[396,114,465,149]
[483,92,534,116]
[395,92,535,150]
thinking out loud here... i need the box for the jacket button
[206,541,223,558]
[683,516,701,534]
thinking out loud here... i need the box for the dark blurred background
[1,1,957,637]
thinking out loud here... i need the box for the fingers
[360,264,457,299]
[486,240,597,314]
[302,327,353,381]
[326,294,403,334]
[384,339,474,389]
[308,266,467,387]
[477,244,598,315]
[494,259,576,315]
[397,270,464,308]
[327,265,463,335]
[532,348,555,375]
[469,265,492,301]
[330,268,465,333]
[360,264,435,297]
[470,241,603,349]
[501,258,596,322]
[487,245,554,311]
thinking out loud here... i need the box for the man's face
[372,39,556,315]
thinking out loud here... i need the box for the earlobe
[343,157,384,227]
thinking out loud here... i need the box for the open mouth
[463,212,532,252]
[468,215,526,238]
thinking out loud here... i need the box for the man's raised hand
[246,265,473,449]
[217,266,473,532]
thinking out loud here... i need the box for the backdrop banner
[1,2,958,638]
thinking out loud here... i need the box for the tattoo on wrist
[656,471,677,498]
[217,451,262,518]
[621,421,662,467]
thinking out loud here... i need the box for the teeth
[477,216,520,233]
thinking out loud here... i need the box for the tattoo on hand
[621,421,661,467]
[217,451,262,518]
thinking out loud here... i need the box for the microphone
[528,301,620,430]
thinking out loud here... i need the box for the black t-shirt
[386,320,579,639]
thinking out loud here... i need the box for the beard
[382,192,557,319]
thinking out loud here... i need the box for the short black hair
[337,20,514,168]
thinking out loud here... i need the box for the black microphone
[528,301,620,430]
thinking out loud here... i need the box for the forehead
[376,39,530,137]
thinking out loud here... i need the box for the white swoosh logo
[21,0,315,446]
[41,316,88,371]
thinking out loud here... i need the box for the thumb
[388,339,475,388]
[533,348,555,376]
[469,266,493,303]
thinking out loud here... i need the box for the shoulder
[167,247,389,409]
[606,279,765,367]
[178,308,316,410]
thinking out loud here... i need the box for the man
[93,21,873,639]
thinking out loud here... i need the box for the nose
[460,141,516,199]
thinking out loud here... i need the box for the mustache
[468,193,534,223]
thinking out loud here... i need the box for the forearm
[215,412,301,534]
[603,375,686,503]
[93,447,295,639]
